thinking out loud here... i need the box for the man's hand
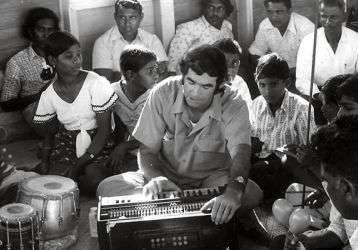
[201,188,243,225]
[143,176,180,197]
[110,144,128,174]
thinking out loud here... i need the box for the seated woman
[0,7,59,126]
[33,31,118,195]
[110,45,159,174]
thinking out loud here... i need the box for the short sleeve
[132,87,166,152]
[150,34,168,62]
[92,36,113,70]
[90,74,118,113]
[249,22,269,56]
[223,93,251,154]
[1,58,22,101]
[33,89,56,124]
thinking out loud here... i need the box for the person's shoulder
[138,28,158,38]
[152,75,182,96]
[94,26,117,43]
[222,86,247,110]
[7,47,31,65]
[292,12,313,24]
[257,17,272,30]
[287,91,309,108]
[177,16,202,29]
[85,70,110,85]
[343,26,358,41]
[251,95,265,107]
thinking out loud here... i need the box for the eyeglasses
[116,15,141,24]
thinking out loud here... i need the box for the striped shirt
[250,90,316,158]
[1,46,49,102]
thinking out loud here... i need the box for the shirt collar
[267,13,296,35]
[259,89,289,116]
[201,15,224,31]
[111,25,142,42]
[28,45,42,60]
[171,81,222,122]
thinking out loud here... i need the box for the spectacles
[116,15,141,24]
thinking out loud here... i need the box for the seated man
[250,53,315,200]
[0,148,37,207]
[110,45,159,173]
[98,45,263,225]
[249,0,314,72]
[0,7,59,126]
[213,38,252,107]
[168,0,234,74]
[282,115,358,250]
[296,0,358,97]
[92,0,168,82]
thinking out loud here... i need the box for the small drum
[0,203,39,250]
[16,175,79,240]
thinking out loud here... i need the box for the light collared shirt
[168,16,234,73]
[250,90,316,158]
[327,205,358,250]
[1,46,49,102]
[229,75,252,108]
[112,80,150,134]
[92,26,168,72]
[132,76,250,185]
[296,27,358,96]
[249,12,314,68]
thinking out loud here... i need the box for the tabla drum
[0,203,39,250]
[16,175,79,240]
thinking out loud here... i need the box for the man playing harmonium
[97,44,263,225]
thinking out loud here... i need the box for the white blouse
[34,71,118,131]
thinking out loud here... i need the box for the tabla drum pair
[0,203,39,250]
[16,175,79,240]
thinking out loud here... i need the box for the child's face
[257,77,286,107]
[319,93,338,122]
[337,95,358,117]
[224,52,240,81]
[134,60,159,90]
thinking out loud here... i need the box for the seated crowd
[1,0,358,249]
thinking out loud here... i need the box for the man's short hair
[21,7,60,41]
[115,0,142,15]
[255,53,289,81]
[311,115,358,186]
[201,0,234,17]
[319,0,346,12]
[212,38,242,56]
[179,44,228,92]
[321,74,352,105]
[264,0,292,9]
[337,74,358,103]
[120,45,157,73]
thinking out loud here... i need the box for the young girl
[33,31,118,195]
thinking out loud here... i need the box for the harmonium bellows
[97,186,238,250]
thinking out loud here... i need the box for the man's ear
[47,55,56,68]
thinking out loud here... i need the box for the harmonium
[97,186,238,250]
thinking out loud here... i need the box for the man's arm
[295,229,344,249]
[0,93,40,111]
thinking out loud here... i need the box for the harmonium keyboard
[97,186,238,250]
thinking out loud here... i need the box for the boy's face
[134,60,159,90]
[32,18,57,47]
[337,95,358,117]
[257,77,286,107]
[224,52,240,82]
[183,68,218,112]
[115,7,143,39]
[321,164,358,220]
[265,2,291,31]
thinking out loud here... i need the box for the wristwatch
[85,151,95,159]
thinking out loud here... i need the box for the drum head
[20,175,76,195]
[0,203,34,223]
